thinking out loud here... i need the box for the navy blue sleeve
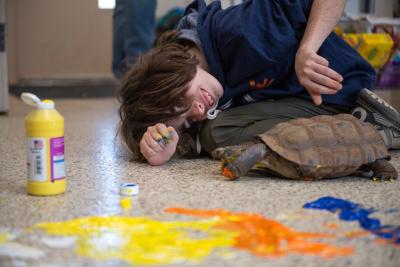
[196,0,375,108]
[207,0,317,103]
[239,0,376,107]
[212,1,308,83]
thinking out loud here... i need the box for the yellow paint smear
[120,197,132,209]
[0,233,9,244]
[166,208,354,259]
[35,216,235,265]
[345,230,370,239]
[34,207,355,266]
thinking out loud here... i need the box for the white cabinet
[345,0,395,17]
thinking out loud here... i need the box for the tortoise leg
[212,142,257,160]
[221,143,268,180]
[366,159,398,181]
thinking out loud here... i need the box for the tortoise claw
[372,175,397,182]
[385,176,397,182]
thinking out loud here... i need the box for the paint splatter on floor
[41,236,76,248]
[324,223,340,230]
[36,216,236,265]
[5,198,398,266]
[304,196,400,244]
[34,208,354,266]
[0,233,8,244]
[0,242,45,259]
[166,208,354,259]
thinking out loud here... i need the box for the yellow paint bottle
[21,93,66,196]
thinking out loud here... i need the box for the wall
[6,0,191,84]
[0,0,8,111]
[156,0,191,17]
[345,0,395,16]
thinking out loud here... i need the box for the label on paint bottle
[50,137,65,181]
[27,137,47,182]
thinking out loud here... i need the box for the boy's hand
[140,123,179,166]
[295,48,343,105]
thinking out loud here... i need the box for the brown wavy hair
[118,31,199,161]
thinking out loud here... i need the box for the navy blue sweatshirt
[181,0,376,109]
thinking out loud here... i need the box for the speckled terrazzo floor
[0,95,399,267]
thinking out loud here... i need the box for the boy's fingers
[314,64,343,82]
[303,80,339,95]
[140,134,160,159]
[147,125,178,147]
[147,124,168,144]
[313,54,329,66]
[140,141,156,158]
[143,132,163,152]
[310,93,323,106]
[167,127,179,143]
[309,72,342,91]
[302,79,342,105]
[148,129,164,144]
[155,123,171,139]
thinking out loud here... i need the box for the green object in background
[157,7,185,32]
[368,47,377,61]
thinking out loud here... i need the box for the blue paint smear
[303,197,400,244]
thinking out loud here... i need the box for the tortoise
[212,114,398,181]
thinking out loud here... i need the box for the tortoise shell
[258,114,388,178]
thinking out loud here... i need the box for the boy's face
[167,66,223,130]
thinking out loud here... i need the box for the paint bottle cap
[119,183,139,196]
[21,93,55,109]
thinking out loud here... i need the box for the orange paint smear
[374,238,400,247]
[221,161,236,179]
[345,230,370,239]
[324,223,340,230]
[166,208,354,259]
[222,167,236,179]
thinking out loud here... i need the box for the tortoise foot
[212,142,256,160]
[214,146,246,180]
[372,176,397,182]
[217,143,268,180]
[367,159,398,182]
[221,160,241,180]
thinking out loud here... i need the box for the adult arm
[295,0,346,105]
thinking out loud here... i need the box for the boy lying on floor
[117,0,400,165]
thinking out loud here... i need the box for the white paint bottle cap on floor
[119,183,139,196]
